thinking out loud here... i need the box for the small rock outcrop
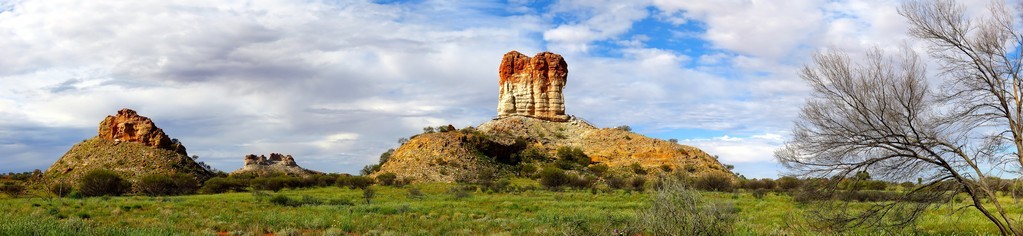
[497,51,569,122]
[231,153,320,177]
[98,108,186,155]
[45,108,212,187]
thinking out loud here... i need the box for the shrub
[49,183,74,198]
[199,177,248,194]
[0,182,24,197]
[448,185,472,199]
[777,176,802,191]
[694,172,734,192]
[377,172,398,186]
[630,176,647,192]
[588,164,610,177]
[270,194,300,207]
[631,163,648,175]
[637,178,736,235]
[615,125,632,131]
[752,189,768,200]
[362,188,375,204]
[407,187,425,200]
[568,175,597,190]
[337,175,374,189]
[538,168,570,190]
[78,169,130,197]
[138,174,176,196]
[607,175,629,190]
[556,146,590,166]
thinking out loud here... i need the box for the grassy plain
[0,181,1012,235]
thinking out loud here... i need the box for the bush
[363,188,375,204]
[78,169,130,197]
[0,182,24,197]
[568,175,597,190]
[49,183,74,197]
[407,187,425,200]
[199,177,248,194]
[615,125,632,131]
[538,168,570,190]
[448,185,472,199]
[637,178,736,235]
[630,176,647,192]
[250,177,295,192]
[777,176,802,191]
[138,174,176,196]
[556,146,591,166]
[376,172,398,186]
[337,175,374,189]
[588,164,610,177]
[607,175,629,190]
[631,163,648,175]
[694,172,735,192]
[752,189,768,200]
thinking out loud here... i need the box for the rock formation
[46,108,213,187]
[98,108,186,155]
[231,153,320,177]
[375,51,733,183]
[497,51,569,122]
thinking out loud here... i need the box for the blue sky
[0,0,997,178]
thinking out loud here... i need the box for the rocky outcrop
[231,153,320,177]
[98,108,186,155]
[497,51,569,122]
[375,51,733,183]
[476,116,731,174]
[46,109,213,187]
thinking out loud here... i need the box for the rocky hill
[230,153,321,177]
[45,109,213,186]
[376,51,732,183]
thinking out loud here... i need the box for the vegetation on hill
[44,138,213,191]
[372,116,733,187]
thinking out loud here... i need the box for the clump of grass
[637,178,736,235]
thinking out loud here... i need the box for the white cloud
[684,133,787,163]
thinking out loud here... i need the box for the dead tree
[778,1,1023,234]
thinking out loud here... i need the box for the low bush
[138,174,199,196]
[78,169,130,197]
[0,182,24,197]
[138,174,176,196]
[407,187,425,200]
[777,176,802,191]
[752,189,768,200]
[538,168,570,190]
[199,177,248,194]
[607,175,629,190]
[694,172,734,192]
[376,172,398,186]
[568,175,597,190]
[337,175,374,189]
[630,176,647,192]
[363,188,375,204]
[637,178,736,235]
[49,183,74,198]
[631,163,648,175]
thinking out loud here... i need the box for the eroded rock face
[498,51,569,122]
[233,153,317,177]
[97,108,186,155]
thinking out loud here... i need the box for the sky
[0,0,998,178]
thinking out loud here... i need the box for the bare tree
[778,1,1023,234]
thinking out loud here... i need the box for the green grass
[0,184,1013,235]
